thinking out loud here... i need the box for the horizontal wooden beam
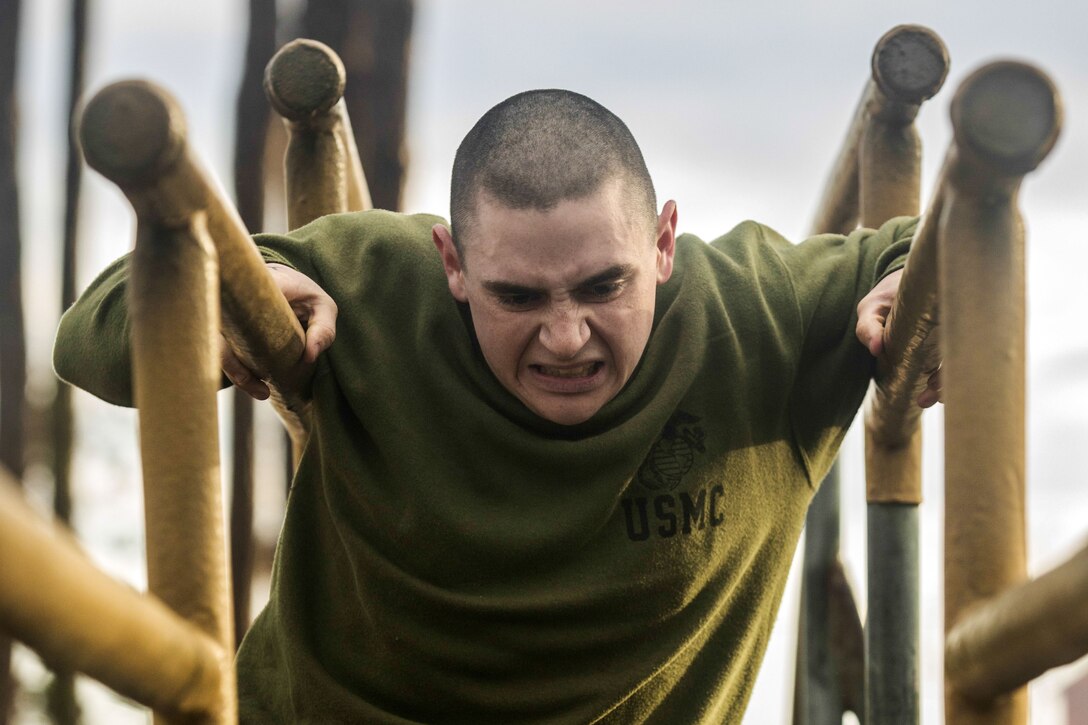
[0,469,229,721]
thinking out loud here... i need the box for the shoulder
[679,220,798,266]
[288,209,445,258]
[672,220,799,294]
[254,209,447,288]
[656,222,802,340]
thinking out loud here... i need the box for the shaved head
[450,89,657,258]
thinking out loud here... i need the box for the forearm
[53,255,138,407]
[54,234,320,408]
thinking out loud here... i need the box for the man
[55,89,933,723]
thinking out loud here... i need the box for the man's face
[433,179,677,426]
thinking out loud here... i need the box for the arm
[54,254,338,406]
[769,215,918,483]
[53,255,138,407]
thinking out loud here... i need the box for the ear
[654,200,678,284]
[432,224,468,302]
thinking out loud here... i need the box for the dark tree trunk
[0,0,25,721]
[45,0,88,718]
[53,0,86,527]
[303,0,414,212]
[230,0,277,648]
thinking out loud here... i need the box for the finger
[856,269,901,358]
[917,367,942,408]
[917,388,940,408]
[856,314,886,358]
[302,298,338,363]
[264,262,337,363]
[221,336,270,400]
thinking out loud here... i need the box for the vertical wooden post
[73,75,323,721]
[46,2,88,720]
[264,38,371,231]
[0,0,25,719]
[75,80,270,724]
[264,38,369,474]
[302,0,414,212]
[940,62,1060,725]
[229,0,278,648]
[129,214,236,724]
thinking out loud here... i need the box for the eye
[496,292,543,309]
[580,281,624,301]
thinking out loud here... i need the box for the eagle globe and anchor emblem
[637,410,707,491]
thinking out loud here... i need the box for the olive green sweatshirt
[54,211,915,724]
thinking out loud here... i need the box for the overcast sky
[13,0,1088,722]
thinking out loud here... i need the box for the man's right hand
[221,262,339,400]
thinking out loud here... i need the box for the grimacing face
[432,179,677,426]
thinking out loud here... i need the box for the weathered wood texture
[229,0,277,649]
[941,61,1061,725]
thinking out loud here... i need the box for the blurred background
[2,0,1086,722]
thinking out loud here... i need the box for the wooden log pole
[0,0,26,717]
[264,38,371,230]
[228,0,278,649]
[945,539,1088,702]
[809,25,947,236]
[127,211,236,725]
[0,469,228,722]
[77,80,312,445]
[940,61,1061,725]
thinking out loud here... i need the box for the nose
[538,304,590,359]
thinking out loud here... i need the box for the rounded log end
[871,25,950,103]
[78,80,186,188]
[264,39,346,122]
[952,61,1062,175]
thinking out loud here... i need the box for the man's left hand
[856,268,942,408]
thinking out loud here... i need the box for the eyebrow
[481,264,636,296]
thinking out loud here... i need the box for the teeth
[539,363,597,378]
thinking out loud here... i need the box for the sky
[10,0,1088,722]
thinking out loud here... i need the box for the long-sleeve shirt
[54,211,915,723]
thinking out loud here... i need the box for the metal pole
[797,463,846,722]
[863,197,942,723]
[858,26,947,725]
[796,25,947,724]
[940,61,1061,725]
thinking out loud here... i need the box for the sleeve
[53,254,139,407]
[52,232,313,408]
[772,215,918,485]
[254,234,306,272]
